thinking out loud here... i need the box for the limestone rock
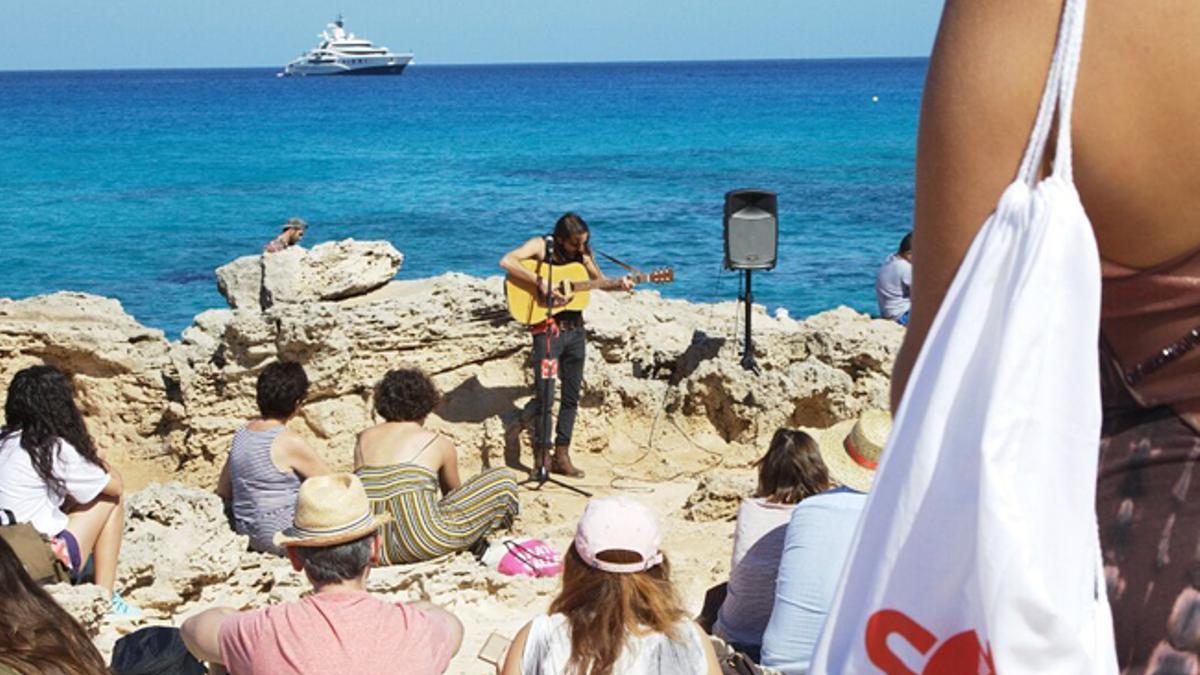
[217,240,403,311]
[2,242,902,486]
[118,483,249,615]
[46,583,109,636]
[214,255,263,310]
[682,470,758,522]
[262,240,404,308]
[0,292,183,477]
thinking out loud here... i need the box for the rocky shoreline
[0,241,903,672]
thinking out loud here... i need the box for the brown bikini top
[1101,244,1200,411]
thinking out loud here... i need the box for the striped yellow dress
[356,463,519,565]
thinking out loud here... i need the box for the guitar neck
[573,273,650,292]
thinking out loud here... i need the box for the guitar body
[505,260,592,325]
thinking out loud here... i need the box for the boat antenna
[336,12,343,28]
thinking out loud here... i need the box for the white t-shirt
[521,613,708,675]
[0,431,110,535]
[875,253,913,320]
[713,497,797,647]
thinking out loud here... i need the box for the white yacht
[281,16,413,77]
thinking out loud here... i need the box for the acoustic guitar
[505,259,674,325]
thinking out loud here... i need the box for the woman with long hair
[0,536,108,675]
[499,212,634,479]
[712,428,831,659]
[501,496,720,675]
[216,360,330,556]
[0,364,138,617]
[355,368,518,564]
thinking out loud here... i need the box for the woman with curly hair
[0,364,139,617]
[502,496,721,675]
[354,368,519,564]
[216,361,330,556]
[0,536,108,675]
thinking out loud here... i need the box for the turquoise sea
[0,59,926,336]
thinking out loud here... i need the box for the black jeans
[531,326,586,449]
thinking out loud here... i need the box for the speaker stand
[741,269,760,375]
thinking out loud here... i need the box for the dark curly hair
[374,369,440,422]
[256,361,309,420]
[0,536,108,675]
[1,365,103,499]
[754,428,831,505]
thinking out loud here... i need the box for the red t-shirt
[218,591,456,674]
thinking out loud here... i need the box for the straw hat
[281,217,308,232]
[809,409,893,493]
[273,473,391,548]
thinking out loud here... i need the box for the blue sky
[3,1,943,70]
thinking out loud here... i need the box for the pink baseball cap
[574,496,664,574]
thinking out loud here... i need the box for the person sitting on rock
[760,409,892,674]
[181,473,463,674]
[501,495,722,675]
[263,217,307,253]
[354,368,519,564]
[0,364,141,618]
[0,535,109,674]
[217,360,330,556]
[875,232,913,324]
[711,428,832,662]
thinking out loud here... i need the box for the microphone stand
[518,236,592,498]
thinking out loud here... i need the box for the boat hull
[282,57,412,77]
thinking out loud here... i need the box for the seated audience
[875,232,913,324]
[713,429,832,661]
[354,368,518,564]
[0,536,109,674]
[760,410,892,675]
[501,495,721,675]
[181,473,463,674]
[217,361,330,556]
[0,364,139,617]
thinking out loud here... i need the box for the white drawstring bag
[809,0,1118,672]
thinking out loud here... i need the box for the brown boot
[551,445,585,479]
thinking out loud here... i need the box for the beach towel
[809,0,1118,672]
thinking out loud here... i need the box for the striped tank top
[229,425,300,556]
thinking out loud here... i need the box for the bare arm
[500,237,548,287]
[583,252,634,290]
[891,0,1061,410]
[437,437,462,494]
[216,456,232,501]
[99,465,123,498]
[696,622,723,675]
[281,433,332,480]
[410,600,465,659]
[181,607,237,666]
[352,433,365,471]
[499,621,532,675]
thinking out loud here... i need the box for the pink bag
[485,538,562,577]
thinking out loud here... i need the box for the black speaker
[724,189,778,270]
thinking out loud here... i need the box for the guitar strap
[593,249,641,275]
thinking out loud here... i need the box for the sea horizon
[0,55,929,74]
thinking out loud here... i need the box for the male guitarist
[499,212,634,479]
